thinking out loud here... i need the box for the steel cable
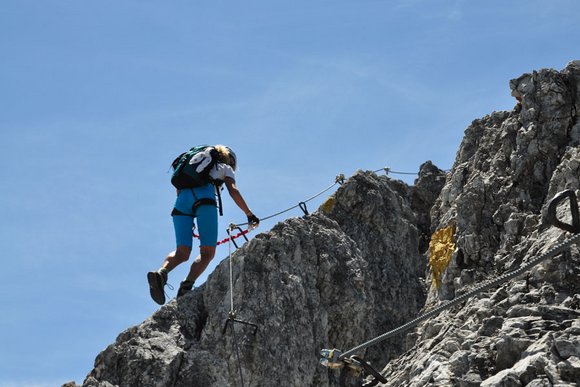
[339,232,580,359]
[235,178,343,227]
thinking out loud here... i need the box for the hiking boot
[147,271,168,305]
[176,280,194,298]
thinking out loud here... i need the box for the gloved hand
[247,213,260,228]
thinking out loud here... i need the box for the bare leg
[161,245,192,273]
[148,246,192,305]
[184,245,216,283]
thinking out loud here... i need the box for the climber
[147,145,260,305]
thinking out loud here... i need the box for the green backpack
[170,145,219,189]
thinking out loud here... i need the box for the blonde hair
[214,144,237,170]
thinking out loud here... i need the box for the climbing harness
[222,224,258,387]
[320,189,580,385]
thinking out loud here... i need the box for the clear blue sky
[1,0,577,385]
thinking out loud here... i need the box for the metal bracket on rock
[546,189,580,233]
[320,349,387,386]
[347,356,388,386]
[228,224,250,249]
[222,309,258,336]
[299,201,309,216]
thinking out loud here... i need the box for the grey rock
[81,171,433,387]
[495,335,535,370]
[478,316,504,337]
[524,378,552,387]
[481,370,522,387]
[558,356,580,383]
[448,350,470,377]
[554,338,580,359]
[380,62,580,386]
[457,371,483,387]
[411,161,447,253]
[74,61,580,387]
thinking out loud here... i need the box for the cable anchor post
[546,189,580,233]
[228,223,249,249]
[222,225,258,337]
[298,201,309,216]
[222,310,259,336]
[320,348,344,369]
[320,349,388,386]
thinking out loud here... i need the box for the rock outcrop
[81,165,444,387]
[382,60,580,386]
[75,61,580,387]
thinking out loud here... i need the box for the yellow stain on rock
[429,224,456,289]
[319,196,337,214]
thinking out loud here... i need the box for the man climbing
[147,145,259,305]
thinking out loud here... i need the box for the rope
[338,231,580,359]
[193,229,249,246]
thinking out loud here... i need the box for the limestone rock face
[77,61,580,387]
[81,168,440,387]
[382,61,580,386]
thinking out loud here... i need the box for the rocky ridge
[382,60,580,386]
[79,162,444,387]
[73,61,580,387]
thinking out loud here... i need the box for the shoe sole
[147,272,166,305]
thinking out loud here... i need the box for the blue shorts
[172,185,218,247]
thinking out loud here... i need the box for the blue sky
[1,0,578,385]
